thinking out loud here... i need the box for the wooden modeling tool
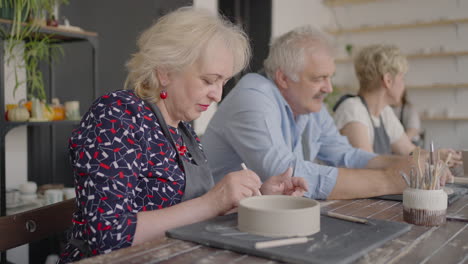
[446,216,468,223]
[322,211,368,224]
[453,177,468,184]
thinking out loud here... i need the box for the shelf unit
[406,83,468,90]
[334,83,468,92]
[328,18,468,35]
[336,50,468,63]
[421,116,468,121]
[0,19,98,261]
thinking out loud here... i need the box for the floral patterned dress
[59,90,202,263]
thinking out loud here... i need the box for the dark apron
[69,101,214,257]
[333,94,391,155]
[358,96,391,155]
[399,103,406,130]
[147,102,214,201]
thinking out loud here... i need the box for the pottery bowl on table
[238,195,320,237]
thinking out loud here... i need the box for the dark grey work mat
[375,183,468,204]
[166,213,411,264]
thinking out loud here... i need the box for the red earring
[159,90,168,99]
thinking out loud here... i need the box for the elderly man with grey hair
[202,25,418,200]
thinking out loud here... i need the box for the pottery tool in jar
[402,143,451,226]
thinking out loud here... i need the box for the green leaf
[3,0,68,101]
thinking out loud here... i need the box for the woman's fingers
[227,170,262,200]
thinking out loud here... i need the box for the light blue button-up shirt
[202,73,376,199]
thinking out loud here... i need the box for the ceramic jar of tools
[403,188,447,226]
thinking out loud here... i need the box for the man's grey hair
[263,25,334,82]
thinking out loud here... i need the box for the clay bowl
[238,195,320,237]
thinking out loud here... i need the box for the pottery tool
[254,237,309,249]
[413,147,423,189]
[453,177,468,184]
[400,171,411,187]
[446,216,468,223]
[406,146,451,191]
[430,141,435,179]
[241,163,248,171]
[241,163,262,196]
[322,211,368,225]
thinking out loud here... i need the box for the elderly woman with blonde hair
[333,44,460,163]
[59,7,307,263]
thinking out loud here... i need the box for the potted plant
[0,0,68,103]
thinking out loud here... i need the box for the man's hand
[260,167,309,196]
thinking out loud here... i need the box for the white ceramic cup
[45,189,64,205]
[21,193,38,203]
[63,188,76,199]
[6,189,21,206]
[19,181,38,194]
[44,254,59,264]
[403,188,447,226]
[64,101,80,120]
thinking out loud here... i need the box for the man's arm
[328,167,406,200]
[365,155,405,169]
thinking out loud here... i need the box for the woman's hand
[260,167,309,196]
[202,169,262,215]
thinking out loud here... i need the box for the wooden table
[76,195,468,264]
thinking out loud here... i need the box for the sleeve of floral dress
[69,95,144,254]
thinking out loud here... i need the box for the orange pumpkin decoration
[51,98,65,121]
[24,101,32,112]
[52,106,65,120]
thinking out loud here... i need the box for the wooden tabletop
[75,195,468,264]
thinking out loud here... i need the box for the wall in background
[4,41,29,264]
[272,0,332,38]
[327,0,468,149]
[4,43,27,190]
[60,0,192,97]
[193,0,219,135]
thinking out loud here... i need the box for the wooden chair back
[0,199,76,252]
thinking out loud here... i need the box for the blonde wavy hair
[124,6,251,102]
[263,25,334,82]
[354,44,408,93]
